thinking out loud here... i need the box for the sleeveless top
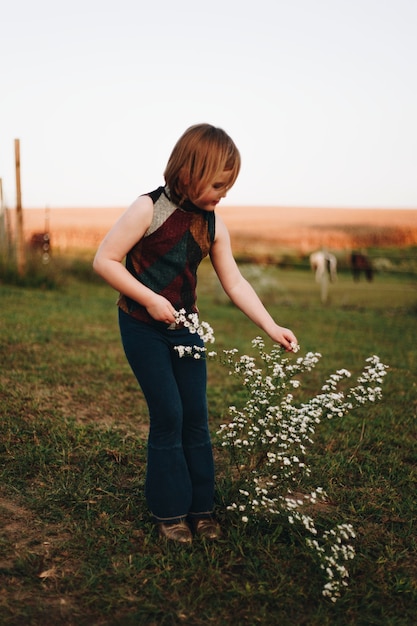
[117,186,216,324]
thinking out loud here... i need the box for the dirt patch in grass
[0,492,74,571]
[0,491,82,623]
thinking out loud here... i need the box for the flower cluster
[305,522,356,600]
[173,309,216,359]
[217,336,388,601]
[175,318,389,601]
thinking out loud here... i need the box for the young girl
[93,123,298,544]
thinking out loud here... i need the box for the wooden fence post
[0,177,5,258]
[15,138,25,276]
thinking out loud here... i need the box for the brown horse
[351,251,373,281]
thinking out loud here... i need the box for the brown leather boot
[192,517,222,540]
[157,521,193,544]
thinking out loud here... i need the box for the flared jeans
[119,309,215,522]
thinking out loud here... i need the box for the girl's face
[190,172,232,212]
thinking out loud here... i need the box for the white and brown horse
[309,250,337,302]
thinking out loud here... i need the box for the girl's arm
[93,195,177,323]
[210,214,298,351]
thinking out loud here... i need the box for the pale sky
[1,0,416,209]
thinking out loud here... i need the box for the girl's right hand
[146,295,177,324]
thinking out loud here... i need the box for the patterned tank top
[117,186,216,323]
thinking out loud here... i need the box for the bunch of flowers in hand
[173,309,215,359]
[174,312,389,602]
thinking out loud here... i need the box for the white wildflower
[216,338,388,602]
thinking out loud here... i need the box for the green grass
[0,257,416,625]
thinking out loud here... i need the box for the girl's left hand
[270,325,298,352]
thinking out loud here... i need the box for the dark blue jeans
[119,309,215,523]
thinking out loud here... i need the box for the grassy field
[0,257,416,625]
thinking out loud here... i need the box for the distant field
[6,204,417,253]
